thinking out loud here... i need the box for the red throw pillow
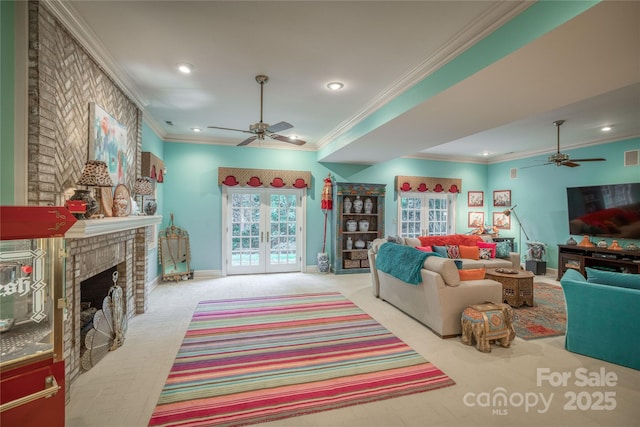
[459,245,480,260]
[458,268,486,280]
[477,241,497,258]
[415,245,433,252]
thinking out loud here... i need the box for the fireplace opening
[79,265,127,370]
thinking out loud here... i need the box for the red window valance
[396,175,461,193]
[218,167,311,189]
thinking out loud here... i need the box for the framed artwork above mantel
[89,103,128,185]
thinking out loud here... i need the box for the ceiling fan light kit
[208,75,306,147]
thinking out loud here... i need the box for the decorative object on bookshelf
[355,239,366,249]
[343,197,352,213]
[597,239,608,248]
[346,237,353,250]
[346,220,357,232]
[626,243,639,251]
[358,219,369,232]
[364,198,373,214]
[353,196,363,213]
[608,240,622,250]
[577,235,594,247]
[566,236,577,245]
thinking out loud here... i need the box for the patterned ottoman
[461,302,515,352]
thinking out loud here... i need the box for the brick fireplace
[63,216,160,388]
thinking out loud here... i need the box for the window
[398,192,455,237]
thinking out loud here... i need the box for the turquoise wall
[0,1,15,204]
[160,139,489,271]
[487,137,640,267]
[154,137,638,272]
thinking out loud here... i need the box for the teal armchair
[560,268,640,371]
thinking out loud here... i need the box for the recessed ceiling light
[289,135,299,140]
[481,151,490,156]
[191,127,201,132]
[326,81,344,91]
[177,63,194,74]
[601,126,612,132]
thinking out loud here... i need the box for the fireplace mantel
[65,215,162,239]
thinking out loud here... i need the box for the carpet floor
[512,283,567,340]
[148,292,455,427]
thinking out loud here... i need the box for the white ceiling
[51,0,640,165]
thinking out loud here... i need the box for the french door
[224,187,304,275]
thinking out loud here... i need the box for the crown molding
[42,0,150,108]
[316,1,532,149]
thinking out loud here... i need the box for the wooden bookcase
[333,182,386,274]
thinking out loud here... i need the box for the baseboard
[193,269,223,279]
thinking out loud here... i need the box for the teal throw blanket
[376,243,441,285]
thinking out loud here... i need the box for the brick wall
[26,1,152,395]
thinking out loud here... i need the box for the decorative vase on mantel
[69,189,98,219]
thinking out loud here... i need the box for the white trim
[65,215,162,238]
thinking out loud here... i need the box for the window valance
[218,167,311,189]
[396,175,461,193]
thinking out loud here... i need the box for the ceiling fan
[524,120,606,168]
[208,75,306,147]
[546,119,607,167]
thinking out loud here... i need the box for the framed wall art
[468,212,484,228]
[493,211,511,229]
[493,190,511,207]
[468,191,483,207]
[89,102,128,185]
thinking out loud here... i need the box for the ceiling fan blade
[208,125,254,134]
[520,162,552,169]
[562,161,580,167]
[267,121,293,133]
[269,134,306,146]
[238,135,258,146]
[570,158,606,162]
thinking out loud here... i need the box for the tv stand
[557,244,640,280]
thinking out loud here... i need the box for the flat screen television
[567,183,640,239]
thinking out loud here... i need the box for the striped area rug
[148,292,455,426]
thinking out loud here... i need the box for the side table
[485,268,535,307]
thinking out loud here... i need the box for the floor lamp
[502,205,529,256]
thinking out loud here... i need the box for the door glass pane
[269,194,297,265]
[428,197,449,236]
[400,196,422,238]
[230,193,261,267]
[0,239,57,366]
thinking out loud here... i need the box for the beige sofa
[368,237,517,338]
